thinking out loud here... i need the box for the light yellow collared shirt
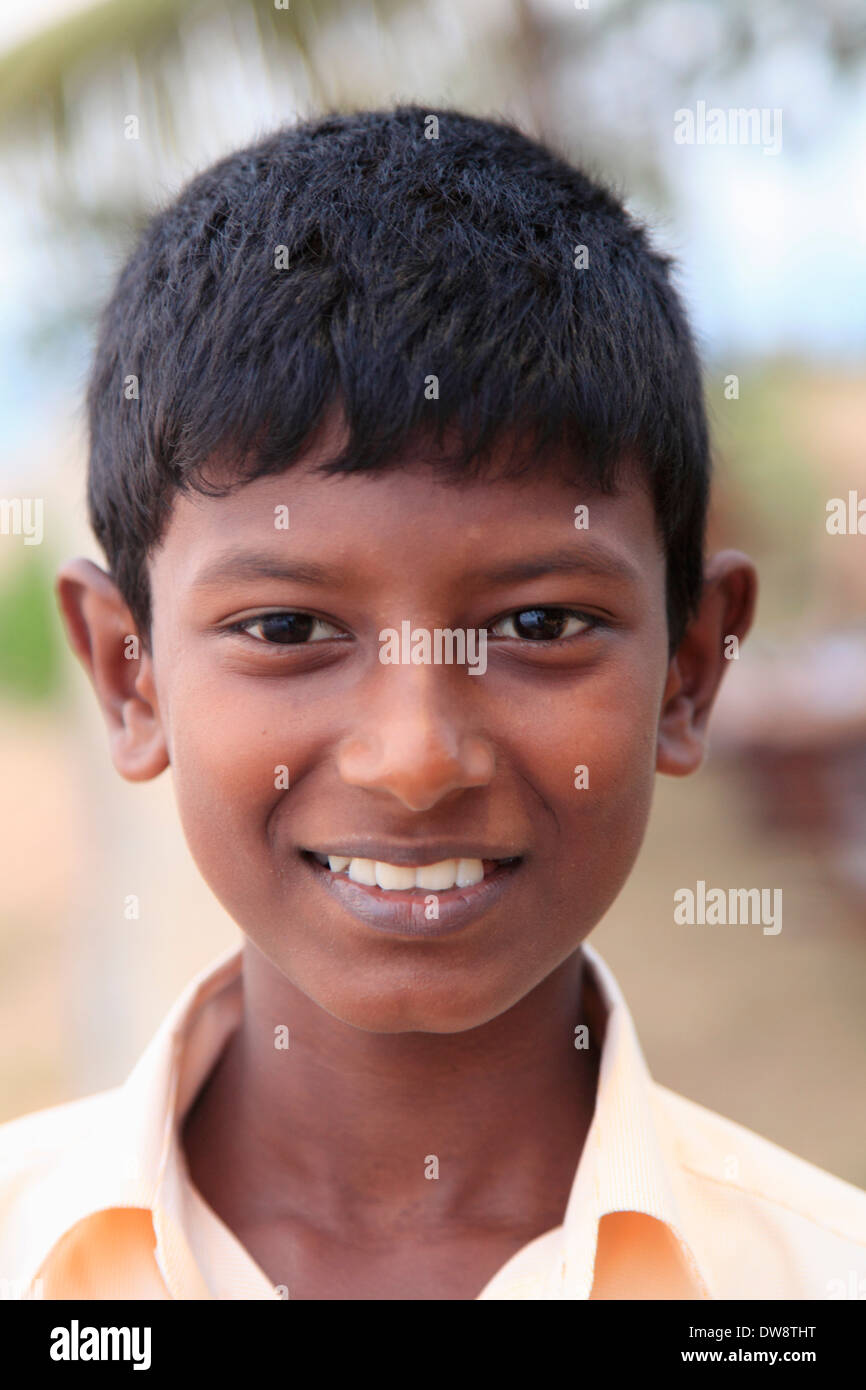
[1,941,864,1300]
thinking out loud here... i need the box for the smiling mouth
[300,849,521,894]
[298,847,524,937]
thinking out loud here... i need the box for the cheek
[164,681,282,902]
[587,678,660,835]
[521,667,661,921]
[527,656,660,812]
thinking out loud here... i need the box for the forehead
[150,432,663,602]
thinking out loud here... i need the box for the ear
[55,557,169,782]
[656,549,757,777]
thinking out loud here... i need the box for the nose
[335,663,495,812]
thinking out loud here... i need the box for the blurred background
[1,0,865,1185]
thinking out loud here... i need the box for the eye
[488,607,596,642]
[226,611,345,645]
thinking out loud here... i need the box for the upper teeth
[325,855,486,890]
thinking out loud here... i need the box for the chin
[307,978,512,1036]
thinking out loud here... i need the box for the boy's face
[60,415,753,1034]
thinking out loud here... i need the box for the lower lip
[299,853,523,939]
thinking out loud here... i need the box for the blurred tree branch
[1,0,863,363]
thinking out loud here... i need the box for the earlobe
[656,657,706,776]
[55,557,169,782]
[656,549,758,779]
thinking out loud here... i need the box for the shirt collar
[24,943,244,1293]
[27,939,713,1299]
[556,942,712,1299]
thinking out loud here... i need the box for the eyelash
[222,607,604,649]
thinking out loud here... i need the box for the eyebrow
[464,545,641,587]
[190,543,640,591]
[191,551,350,590]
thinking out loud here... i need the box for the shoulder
[0,1089,119,1176]
[653,1080,866,1242]
[0,1090,121,1282]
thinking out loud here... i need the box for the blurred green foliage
[0,549,65,704]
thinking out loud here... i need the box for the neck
[183,941,601,1239]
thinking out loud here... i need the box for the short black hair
[86,104,710,654]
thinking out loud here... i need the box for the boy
[3,105,865,1300]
